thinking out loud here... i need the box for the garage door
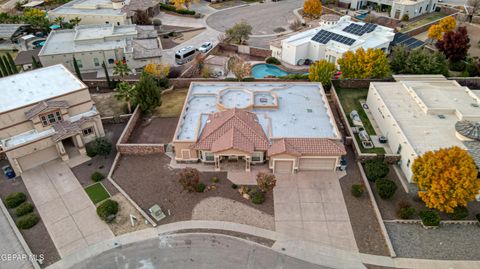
[17,146,59,172]
[274,160,294,174]
[299,158,336,171]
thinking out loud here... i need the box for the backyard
[400,12,448,32]
[154,88,188,118]
[91,92,128,117]
[335,87,385,154]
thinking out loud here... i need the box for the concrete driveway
[274,171,358,252]
[22,160,113,258]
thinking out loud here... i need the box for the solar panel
[342,23,377,36]
[392,32,424,49]
[311,30,356,45]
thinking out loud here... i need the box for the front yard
[335,87,386,154]
[112,154,274,230]
[85,182,110,204]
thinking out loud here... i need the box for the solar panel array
[311,30,355,46]
[392,32,424,49]
[342,23,377,36]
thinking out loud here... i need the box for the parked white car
[198,42,213,53]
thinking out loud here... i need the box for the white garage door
[299,158,336,171]
[17,146,59,172]
[274,160,294,174]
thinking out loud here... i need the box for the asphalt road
[69,233,332,269]
[206,0,303,36]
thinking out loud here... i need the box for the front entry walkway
[273,171,358,251]
[21,160,113,257]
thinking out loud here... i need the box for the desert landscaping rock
[107,193,150,236]
[191,197,275,230]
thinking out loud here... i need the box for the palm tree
[115,81,135,113]
[69,17,81,27]
[113,61,130,79]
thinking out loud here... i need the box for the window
[407,159,411,167]
[419,7,422,13]
[252,152,263,162]
[203,152,214,161]
[93,58,100,67]
[40,110,62,126]
[396,144,402,154]
[108,58,115,64]
[76,59,83,68]
[82,127,94,136]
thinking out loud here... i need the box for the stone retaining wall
[101,114,132,124]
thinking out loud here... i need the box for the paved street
[69,233,331,269]
[0,205,34,269]
[274,171,358,252]
[22,160,113,258]
[206,0,302,35]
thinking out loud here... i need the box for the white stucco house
[38,24,162,73]
[343,0,438,19]
[270,16,395,67]
[366,75,480,183]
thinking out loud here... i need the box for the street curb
[357,161,397,257]
[0,198,41,269]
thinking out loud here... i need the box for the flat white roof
[0,64,85,114]
[371,76,480,155]
[175,82,340,142]
[50,0,128,16]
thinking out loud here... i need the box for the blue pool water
[251,64,289,79]
[356,13,368,20]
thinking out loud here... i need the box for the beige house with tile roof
[172,82,346,174]
[0,65,105,175]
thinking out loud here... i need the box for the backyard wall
[217,43,272,58]
[331,78,394,90]
[117,144,165,155]
[101,114,132,124]
[449,77,480,89]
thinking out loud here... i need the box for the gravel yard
[112,154,274,228]
[127,117,178,144]
[385,222,480,260]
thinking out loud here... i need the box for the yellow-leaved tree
[171,0,198,10]
[308,59,336,90]
[337,48,390,79]
[303,0,323,18]
[144,62,171,79]
[412,146,480,213]
[427,16,456,40]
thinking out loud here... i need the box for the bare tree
[467,0,480,22]
[227,56,251,81]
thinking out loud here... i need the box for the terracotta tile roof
[25,100,69,119]
[268,138,346,156]
[192,109,269,152]
[52,120,81,141]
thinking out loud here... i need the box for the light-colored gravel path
[192,197,275,230]
[385,222,480,260]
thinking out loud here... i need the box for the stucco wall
[48,12,129,26]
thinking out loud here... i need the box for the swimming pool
[251,64,289,79]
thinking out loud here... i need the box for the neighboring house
[38,24,162,73]
[0,24,31,50]
[173,82,346,173]
[48,0,161,26]
[270,16,394,67]
[366,75,480,183]
[0,65,105,175]
[14,48,41,71]
[342,0,438,19]
[204,55,228,77]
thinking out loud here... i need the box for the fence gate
[238,45,250,55]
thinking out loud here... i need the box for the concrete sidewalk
[22,160,113,258]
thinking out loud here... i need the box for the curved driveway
[206,0,302,36]
[68,233,331,269]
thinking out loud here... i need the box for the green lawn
[401,12,448,32]
[335,87,376,135]
[85,183,110,204]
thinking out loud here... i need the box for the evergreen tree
[31,56,40,69]
[133,73,161,113]
[72,57,83,80]
[2,56,13,75]
[0,57,9,76]
[6,53,18,74]
[102,61,112,89]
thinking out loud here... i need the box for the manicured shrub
[16,213,39,229]
[420,210,440,226]
[364,159,389,181]
[256,172,276,192]
[178,168,200,192]
[375,179,397,199]
[4,192,26,208]
[91,171,105,182]
[86,144,97,157]
[397,201,415,219]
[231,183,238,189]
[265,57,281,65]
[449,206,469,220]
[96,199,119,222]
[91,137,112,157]
[195,183,206,193]
[251,190,265,204]
[241,77,255,82]
[448,60,466,72]
[279,73,309,80]
[153,19,162,26]
[177,9,195,15]
[210,177,220,183]
[351,184,364,197]
[14,202,34,217]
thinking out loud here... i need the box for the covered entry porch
[213,152,252,172]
